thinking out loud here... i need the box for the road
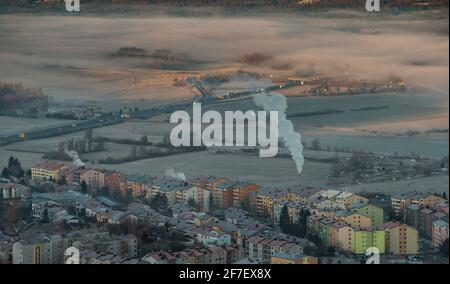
[0,80,300,146]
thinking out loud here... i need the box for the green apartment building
[352,230,386,255]
[350,202,384,228]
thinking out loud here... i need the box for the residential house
[391,191,416,217]
[31,161,68,182]
[334,191,368,206]
[119,174,153,199]
[0,183,30,199]
[271,252,318,264]
[349,202,384,228]
[13,238,53,264]
[352,230,385,255]
[380,221,418,255]
[329,221,354,252]
[432,219,449,247]
[337,211,373,230]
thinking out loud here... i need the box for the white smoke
[65,150,85,167]
[165,167,186,180]
[254,92,305,175]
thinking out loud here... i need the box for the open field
[346,175,449,196]
[0,116,77,136]
[96,151,332,187]
[0,13,447,189]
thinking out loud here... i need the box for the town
[0,156,448,264]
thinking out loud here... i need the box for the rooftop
[33,160,66,171]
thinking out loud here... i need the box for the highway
[0,80,299,146]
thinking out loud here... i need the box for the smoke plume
[165,167,186,180]
[65,150,86,167]
[254,92,305,175]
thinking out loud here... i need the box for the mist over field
[0,11,448,186]
[0,14,448,102]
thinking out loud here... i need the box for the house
[411,192,445,209]
[81,169,126,193]
[231,181,259,208]
[0,183,30,199]
[405,204,421,231]
[146,177,191,206]
[352,230,385,255]
[334,191,368,206]
[329,221,354,252]
[13,238,52,264]
[313,199,346,211]
[47,206,68,223]
[390,191,416,216]
[336,211,373,230]
[63,167,86,185]
[95,209,129,225]
[31,161,68,182]
[250,186,288,217]
[119,174,154,198]
[271,252,318,264]
[245,236,304,264]
[142,245,242,264]
[432,219,449,247]
[349,202,384,228]
[380,221,418,255]
[272,201,306,224]
[195,229,232,246]
[211,179,236,209]
[277,185,325,205]
[317,217,334,246]
[189,176,227,190]
[179,186,211,211]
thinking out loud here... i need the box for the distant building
[0,183,30,199]
[336,211,373,231]
[391,191,416,216]
[142,245,242,264]
[432,220,449,247]
[81,169,126,193]
[349,202,384,228]
[334,191,368,206]
[31,161,68,182]
[352,230,385,255]
[329,221,354,252]
[245,236,304,264]
[13,238,52,264]
[411,192,445,209]
[271,252,318,264]
[380,221,418,255]
[119,174,154,198]
[273,201,306,224]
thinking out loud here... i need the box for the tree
[141,135,148,144]
[279,205,291,233]
[187,198,196,208]
[78,208,86,218]
[80,180,88,194]
[2,156,24,178]
[42,208,50,223]
[311,138,321,150]
[126,188,134,201]
[297,208,310,238]
[208,194,215,211]
[241,195,253,215]
[442,192,447,200]
[85,129,93,140]
[149,193,168,212]
[1,167,11,178]
[99,186,110,197]
[439,239,449,258]
[67,206,77,216]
